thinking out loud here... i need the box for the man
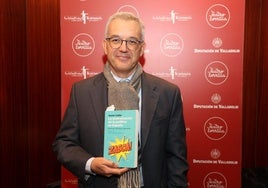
[53,12,189,188]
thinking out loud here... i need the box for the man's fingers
[109,167,128,176]
[105,160,118,168]
[91,157,129,177]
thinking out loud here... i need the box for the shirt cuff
[85,157,96,175]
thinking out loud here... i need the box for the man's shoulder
[142,72,178,89]
[74,72,105,86]
[73,72,106,89]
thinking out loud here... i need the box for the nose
[119,40,128,51]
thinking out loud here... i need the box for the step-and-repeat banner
[60,1,245,187]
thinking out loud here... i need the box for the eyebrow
[108,35,141,40]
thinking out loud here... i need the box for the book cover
[103,109,139,168]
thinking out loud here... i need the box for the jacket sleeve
[52,83,92,179]
[166,87,189,187]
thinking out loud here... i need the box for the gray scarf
[103,62,142,188]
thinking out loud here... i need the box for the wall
[0,0,267,187]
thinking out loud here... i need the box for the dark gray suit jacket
[53,72,189,188]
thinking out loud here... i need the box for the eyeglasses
[106,37,143,50]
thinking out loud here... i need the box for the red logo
[160,33,184,57]
[72,33,95,57]
[210,148,221,159]
[211,93,221,104]
[206,4,230,29]
[117,5,139,17]
[205,61,229,85]
[203,172,227,188]
[204,117,228,140]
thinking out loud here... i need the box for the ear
[102,40,108,54]
[139,42,146,57]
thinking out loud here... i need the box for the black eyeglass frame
[105,37,143,50]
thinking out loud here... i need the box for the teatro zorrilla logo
[203,172,227,188]
[117,5,140,17]
[63,10,102,24]
[152,10,192,24]
[204,116,228,141]
[72,33,95,57]
[205,61,229,85]
[160,33,184,57]
[206,4,230,29]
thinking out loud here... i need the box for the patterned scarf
[103,62,142,188]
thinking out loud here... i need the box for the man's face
[103,19,145,78]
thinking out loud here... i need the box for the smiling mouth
[117,54,130,61]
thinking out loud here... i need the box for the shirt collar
[110,71,135,82]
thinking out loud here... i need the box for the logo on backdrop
[210,148,221,159]
[160,33,184,57]
[211,93,222,104]
[194,37,241,54]
[193,93,240,110]
[206,4,230,29]
[152,10,192,24]
[152,66,191,80]
[72,33,95,57]
[63,10,102,24]
[203,172,227,188]
[64,66,99,79]
[193,148,239,165]
[212,37,223,48]
[205,61,229,85]
[204,116,228,140]
[117,5,140,17]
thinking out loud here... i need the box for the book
[103,109,139,168]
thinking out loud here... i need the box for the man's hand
[91,157,128,177]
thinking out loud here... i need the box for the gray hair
[104,12,145,41]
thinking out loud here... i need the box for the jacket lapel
[141,73,159,150]
[89,72,159,149]
[90,73,108,134]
